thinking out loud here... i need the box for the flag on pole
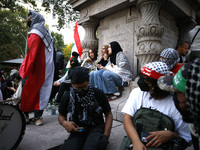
[65,23,83,72]
[74,22,83,57]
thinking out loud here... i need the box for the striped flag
[19,33,54,112]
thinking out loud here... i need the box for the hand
[132,141,147,150]
[62,121,81,133]
[53,81,61,86]
[86,58,92,64]
[97,64,103,69]
[145,130,173,148]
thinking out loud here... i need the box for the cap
[141,61,170,80]
[72,52,79,57]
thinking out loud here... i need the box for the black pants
[59,124,109,150]
[24,110,43,119]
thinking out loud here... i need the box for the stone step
[109,81,138,122]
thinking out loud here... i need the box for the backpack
[119,107,175,150]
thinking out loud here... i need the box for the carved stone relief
[136,0,164,68]
[80,21,99,60]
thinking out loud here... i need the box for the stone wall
[97,8,139,79]
[160,9,179,49]
[96,7,179,79]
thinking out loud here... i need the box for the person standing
[19,10,54,126]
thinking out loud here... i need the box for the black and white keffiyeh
[159,48,180,69]
[68,85,95,126]
[28,10,53,51]
[185,58,200,135]
[142,61,171,80]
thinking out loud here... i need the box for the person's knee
[102,71,113,80]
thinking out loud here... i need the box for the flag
[74,22,83,57]
[19,33,54,112]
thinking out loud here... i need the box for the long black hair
[109,41,123,65]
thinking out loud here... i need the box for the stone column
[135,0,164,69]
[80,21,99,61]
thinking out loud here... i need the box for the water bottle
[51,103,56,115]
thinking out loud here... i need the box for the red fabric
[69,56,73,61]
[19,34,46,112]
[171,64,182,75]
[141,66,164,80]
[74,22,83,57]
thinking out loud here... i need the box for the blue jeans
[101,71,123,94]
[90,69,105,90]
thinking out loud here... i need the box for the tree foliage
[0,0,80,30]
[51,31,65,51]
[0,7,28,61]
[63,43,73,61]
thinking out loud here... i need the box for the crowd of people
[1,9,200,150]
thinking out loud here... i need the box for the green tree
[63,43,73,61]
[0,0,80,30]
[51,31,65,51]
[0,7,28,61]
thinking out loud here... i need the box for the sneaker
[35,118,43,126]
[114,92,120,96]
[29,117,43,126]
[189,123,200,138]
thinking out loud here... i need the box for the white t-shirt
[121,87,192,144]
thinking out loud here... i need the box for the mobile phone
[77,127,85,132]
[141,132,151,143]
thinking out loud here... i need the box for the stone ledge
[109,81,138,122]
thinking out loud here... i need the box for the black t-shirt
[59,88,111,127]
[98,58,108,67]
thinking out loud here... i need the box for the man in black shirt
[58,66,113,150]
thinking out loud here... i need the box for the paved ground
[16,110,127,150]
[5,82,198,149]
[15,108,195,150]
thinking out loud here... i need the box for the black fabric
[59,124,108,150]
[2,78,14,99]
[56,82,71,103]
[59,88,111,127]
[109,41,123,65]
[34,110,43,119]
[98,58,108,67]
[137,76,150,91]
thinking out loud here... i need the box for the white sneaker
[35,118,43,126]
[188,123,200,138]
[114,92,120,96]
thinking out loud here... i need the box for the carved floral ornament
[137,24,164,38]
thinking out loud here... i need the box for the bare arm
[58,113,81,133]
[104,111,113,137]
[124,113,147,150]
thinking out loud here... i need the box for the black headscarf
[109,41,123,65]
